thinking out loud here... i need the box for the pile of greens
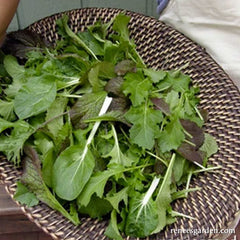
[0,13,219,239]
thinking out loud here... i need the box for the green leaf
[153,153,176,233]
[56,14,98,60]
[70,91,107,129]
[200,133,218,158]
[122,71,152,107]
[106,187,129,213]
[105,210,124,240]
[0,100,15,121]
[125,104,163,149]
[78,194,112,219]
[0,120,34,164]
[14,75,57,119]
[46,97,68,136]
[77,31,104,56]
[21,146,80,225]
[77,165,125,206]
[158,118,185,152]
[125,193,159,238]
[157,71,191,92]
[14,182,39,207]
[4,55,26,98]
[3,55,25,80]
[112,13,131,42]
[88,62,115,92]
[104,125,133,166]
[143,68,166,83]
[53,144,95,201]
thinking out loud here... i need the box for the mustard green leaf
[14,75,57,119]
[125,104,163,149]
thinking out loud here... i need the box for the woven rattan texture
[0,8,240,240]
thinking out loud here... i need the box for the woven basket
[0,8,240,240]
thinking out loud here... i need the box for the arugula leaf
[106,187,129,213]
[104,125,133,166]
[14,182,39,207]
[158,118,185,152]
[0,120,34,164]
[122,71,152,107]
[77,167,123,207]
[125,103,163,149]
[143,68,166,83]
[14,75,57,119]
[21,146,80,225]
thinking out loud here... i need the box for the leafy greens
[0,13,219,239]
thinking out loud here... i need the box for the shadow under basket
[0,8,240,240]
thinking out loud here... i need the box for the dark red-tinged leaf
[199,109,209,122]
[108,96,130,113]
[177,142,204,164]
[180,119,204,148]
[105,76,124,97]
[114,60,136,76]
[1,30,51,60]
[151,97,171,115]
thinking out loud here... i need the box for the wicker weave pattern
[0,8,240,240]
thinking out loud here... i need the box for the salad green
[0,13,219,239]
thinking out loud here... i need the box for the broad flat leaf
[114,60,136,76]
[180,119,204,148]
[105,76,124,97]
[46,97,68,136]
[151,97,170,115]
[122,71,152,107]
[78,194,112,219]
[177,143,204,164]
[14,75,56,119]
[4,55,26,98]
[77,31,104,56]
[105,210,124,240]
[158,118,185,152]
[0,117,14,132]
[21,146,80,225]
[125,193,159,238]
[14,182,39,207]
[125,104,163,149]
[0,100,15,121]
[53,144,95,201]
[0,120,34,164]
[3,55,25,80]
